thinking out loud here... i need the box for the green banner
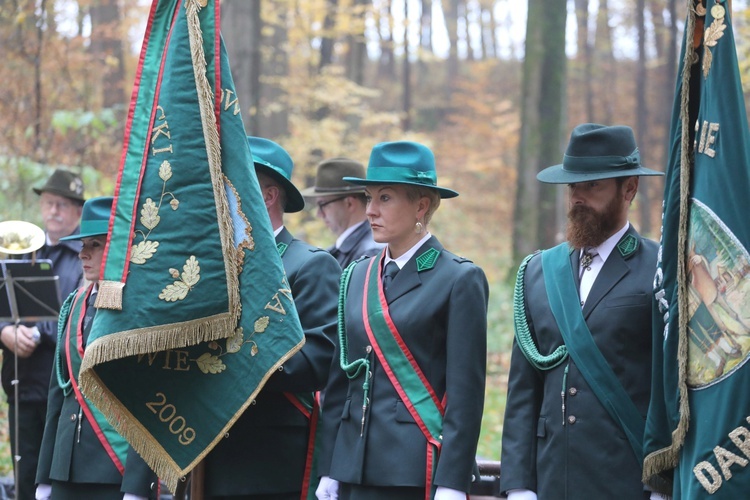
[644,1,750,498]
[77,0,304,491]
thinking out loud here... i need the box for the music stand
[0,259,60,499]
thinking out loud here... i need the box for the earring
[414,221,424,234]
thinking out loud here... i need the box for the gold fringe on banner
[95,280,125,310]
[642,0,697,488]
[80,336,306,493]
[185,0,241,328]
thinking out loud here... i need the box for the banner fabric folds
[77,0,304,491]
[644,0,750,497]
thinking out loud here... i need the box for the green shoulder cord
[337,261,371,412]
[513,252,569,370]
[55,291,77,396]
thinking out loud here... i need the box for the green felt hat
[33,168,86,203]
[60,196,113,241]
[247,136,305,213]
[300,157,367,197]
[537,123,664,184]
[344,141,458,198]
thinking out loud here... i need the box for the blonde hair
[405,185,441,226]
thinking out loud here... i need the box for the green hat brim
[343,177,459,199]
[59,220,109,241]
[537,163,664,184]
[254,163,305,213]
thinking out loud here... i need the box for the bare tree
[89,0,125,111]
[513,0,568,260]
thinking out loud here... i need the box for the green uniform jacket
[500,225,657,499]
[35,290,158,498]
[318,236,489,493]
[203,227,340,497]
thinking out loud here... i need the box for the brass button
[568,387,578,396]
[567,415,577,425]
[70,414,77,422]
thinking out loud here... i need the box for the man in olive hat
[202,137,340,498]
[500,124,665,499]
[0,168,85,500]
[301,157,383,268]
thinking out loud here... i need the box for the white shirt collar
[335,220,366,249]
[384,232,432,270]
[273,225,284,237]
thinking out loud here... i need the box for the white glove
[434,486,467,499]
[650,493,670,500]
[507,489,538,500]
[316,475,339,499]
[122,494,147,500]
[35,484,51,500]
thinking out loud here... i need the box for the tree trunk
[319,0,338,71]
[345,0,368,85]
[635,0,651,235]
[403,0,411,130]
[446,0,460,90]
[89,0,125,111]
[594,0,615,125]
[574,0,594,121]
[512,0,568,262]
[420,0,433,52]
[378,0,396,79]
[221,0,260,135]
[261,2,289,137]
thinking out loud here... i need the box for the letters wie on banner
[75,0,304,491]
[644,0,750,498]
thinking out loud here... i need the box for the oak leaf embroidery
[159,256,200,302]
[703,16,726,78]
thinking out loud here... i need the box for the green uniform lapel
[541,243,645,465]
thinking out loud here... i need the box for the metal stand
[0,260,59,500]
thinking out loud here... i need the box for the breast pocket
[605,293,650,309]
[394,400,416,424]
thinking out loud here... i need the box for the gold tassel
[95,280,125,310]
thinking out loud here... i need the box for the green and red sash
[62,286,129,474]
[362,254,445,500]
[284,392,322,500]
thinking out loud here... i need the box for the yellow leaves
[196,353,226,374]
[159,256,201,302]
[141,198,160,230]
[130,240,159,264]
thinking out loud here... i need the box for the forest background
[2,0,750,475]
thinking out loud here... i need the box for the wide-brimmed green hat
[60,196,113,241]
[33,168,86,203]
[248,136,305,213]
[537,123,664,184]
[300,157,367,197]
[344,141,459,198]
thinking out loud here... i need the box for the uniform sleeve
[433,264,489,492]
[499,258,544,494]
[262,249,340,393]
[36,354,64,484]
[121,447,159,498]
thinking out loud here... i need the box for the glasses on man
[41,199,76,211]
[316,196,347,214]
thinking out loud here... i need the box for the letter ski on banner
[77,0,304,491]
[644,1,750,497]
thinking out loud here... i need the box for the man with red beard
[500,124,664,499]
[0,169,85,500]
